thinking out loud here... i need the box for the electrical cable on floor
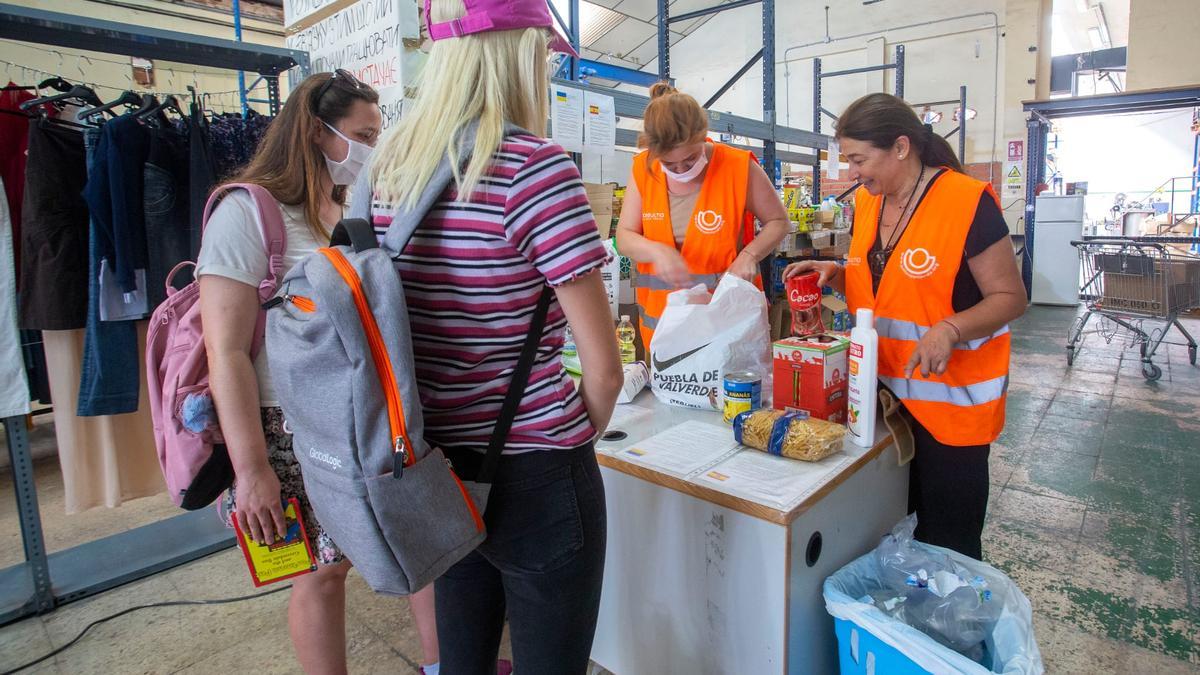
[1,584,294,675]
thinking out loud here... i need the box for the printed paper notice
[584,91,616,157]
[1003,161,1024,197]
[827,138,841,179]
[696,449,850,507]
[552,86,585,153]
[619,421,740,477]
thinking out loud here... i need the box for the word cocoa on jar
[786,271,824,337]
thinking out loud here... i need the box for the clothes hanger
[19,83,102,113]
[79,89,140,120]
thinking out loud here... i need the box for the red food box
[772,334,850,423]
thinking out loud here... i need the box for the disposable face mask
[661,148,708,183]
[322,121,374,186]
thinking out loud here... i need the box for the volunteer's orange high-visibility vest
[844,169,1010,446]
[632,142,760,350]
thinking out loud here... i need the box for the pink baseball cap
[424,0,579,57]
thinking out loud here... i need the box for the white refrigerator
[1031,194,1086,305]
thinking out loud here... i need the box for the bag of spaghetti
[732,409,845,461]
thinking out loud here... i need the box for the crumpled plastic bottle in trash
[868,514,1006,665]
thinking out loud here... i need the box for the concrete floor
[0,305,1198,673]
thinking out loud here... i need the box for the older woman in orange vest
[615,83,790,350]
[786,93,1026,559]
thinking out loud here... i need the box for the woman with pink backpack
[193,72,448,675]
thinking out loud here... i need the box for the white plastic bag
[824,516,1045,675]
[648,275,771,410]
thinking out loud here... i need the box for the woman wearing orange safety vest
[615,83,790,350]
[785,93,1026,560]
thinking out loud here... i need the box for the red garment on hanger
[1,84,34,277]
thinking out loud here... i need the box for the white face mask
[322,121,374,186]
[661,147,708,183]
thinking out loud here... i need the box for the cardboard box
[584,182,615,238]
[815,209,836,225]
[772,334,850,422]
[1098,255,1200,313]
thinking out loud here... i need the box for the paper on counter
[617,420,740,477]
[606,403,654,431]
[695,448,851,508]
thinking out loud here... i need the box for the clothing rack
[0,2,309,626]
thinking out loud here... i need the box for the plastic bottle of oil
[617,315,637,365]
[847,308,879,448]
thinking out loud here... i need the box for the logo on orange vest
[694,210,724,234]
[644,212,666,221]
[899,248,939,278]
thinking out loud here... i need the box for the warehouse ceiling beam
[0,2,308,76]
[579,59,667,89]
[1023,85,1200,118]
[667,0,762,24]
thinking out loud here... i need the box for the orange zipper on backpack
[317,248,484,533]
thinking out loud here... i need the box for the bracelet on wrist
[941,319,963,342]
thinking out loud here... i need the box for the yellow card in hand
[233,497,318,587]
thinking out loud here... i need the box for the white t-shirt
[195,190,327,407]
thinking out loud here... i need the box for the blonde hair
[371,0,551,208]
[638,82,708,158]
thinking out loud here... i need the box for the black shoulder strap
[478,286,554,484]
[329,217,378,252]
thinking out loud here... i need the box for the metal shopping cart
[1067,238,1200,381]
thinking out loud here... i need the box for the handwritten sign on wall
[285,0,421,129]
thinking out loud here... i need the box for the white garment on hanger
[97,258,149,321]
[0,177,31,419]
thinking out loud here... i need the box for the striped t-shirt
[370,133,608,454]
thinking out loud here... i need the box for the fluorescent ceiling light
[1075,0,1091,13]
[1088,27,1104,50]
[953,107,977,122]
[921,109,942,124]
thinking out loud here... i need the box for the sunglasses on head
[312,69,365,111]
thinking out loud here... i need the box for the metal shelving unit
[0,3,309,625]
[548,1,831,168]
[812,45,905,200]
[1021,86,1200,296]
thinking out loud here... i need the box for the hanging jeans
[77,127,140,417]
[144,126,191,308]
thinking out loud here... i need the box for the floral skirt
[219,407,345,565]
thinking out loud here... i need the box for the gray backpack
[266,128,549,595]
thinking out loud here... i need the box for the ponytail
[918,124,964,173]
[835,93,964,173]
[639,81,708,158]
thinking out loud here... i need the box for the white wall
[659,0,1007,168]
[1125,0,1200,91]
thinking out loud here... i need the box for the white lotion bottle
[847,308,879,448]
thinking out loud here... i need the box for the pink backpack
[145,183,287,510]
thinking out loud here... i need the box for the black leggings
[906,412,990,560]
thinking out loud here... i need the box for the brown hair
[834,93,964,173]
[638,82,708,157]
[226,72,380,241]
